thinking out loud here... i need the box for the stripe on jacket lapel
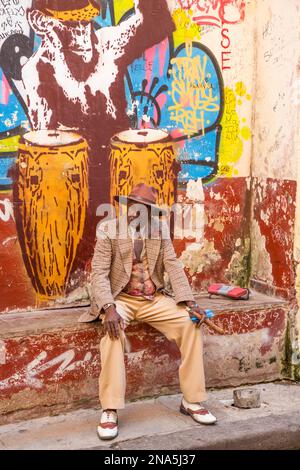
[118,238,133,278]
[117,216,132,278]
[146,238,161,276]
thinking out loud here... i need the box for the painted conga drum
[14,130,89,301]
[110,129,179,208]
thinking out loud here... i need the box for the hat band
[117,194,166,214]
[125,194,157,205]
[44,3,100,21]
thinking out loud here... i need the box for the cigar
[204,319,225,335]
[190,310,225,335]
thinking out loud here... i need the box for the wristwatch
[103,303,115,311]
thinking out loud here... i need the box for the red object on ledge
[208,283,250,300]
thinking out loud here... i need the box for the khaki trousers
[99,292,207,410]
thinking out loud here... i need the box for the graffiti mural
[14,130,89,300]
[0,0,249,308]
[110,129,179,207]
[177,0,246,26]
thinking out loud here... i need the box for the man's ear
[27,9,55,35]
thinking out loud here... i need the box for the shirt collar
[128,224,146,240]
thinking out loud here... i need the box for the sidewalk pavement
[0,382,299,450]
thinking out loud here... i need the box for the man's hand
[103,306,125,339]
[186,301,206,329]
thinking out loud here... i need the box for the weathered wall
[0,0,255,313]
[250,0,300,376]
[3,0,298,381]
[250,0,299,297]
[2,2,300,418]
[251,0,299,181]
[291,31,300,379]
[294,97,300,379]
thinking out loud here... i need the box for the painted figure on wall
[18,0,175,277]
[21,0,175,200]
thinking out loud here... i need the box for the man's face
[54,20,94,62]
[126,201,150,226]
[124,201,165,240]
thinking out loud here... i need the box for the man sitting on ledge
[79,183,217,440]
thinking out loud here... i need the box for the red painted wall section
[174,177,251,292]
[0,193,36,311]
[251,178,297,300]
[0,329,101,400]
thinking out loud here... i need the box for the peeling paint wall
[251,0,299,181]
[250,0,299,299]
[171,0,255,292]
[251,0,300,299]
[176,177,251,291]
[250,0,300,379]
[0,302,288,422]
[250,178,296,299]
[294,120,300,375]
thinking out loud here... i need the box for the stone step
[0,291,289,424]
[1,383,299,450]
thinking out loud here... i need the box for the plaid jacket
[78,217,194,323]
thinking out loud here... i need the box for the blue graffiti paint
[0,70,27,189]
[125,41,224,181]
[0,71,27,135]
[95,2,224,181]
[177,126,221,182]
[167,42,223,138]
[0,152,17,189]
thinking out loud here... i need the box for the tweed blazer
[78,216,194,323]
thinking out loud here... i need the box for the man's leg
[99,295,135,410]
[137,293,207,403]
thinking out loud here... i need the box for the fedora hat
[114,183,167,215]
[32,0,100,22]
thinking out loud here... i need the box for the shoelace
[102,410,117,423]
[183,401,210,415]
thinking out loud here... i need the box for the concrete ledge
[0,292,290,424]
[0,383,299,450]
[0,290,286,338]
[107,411,300,451]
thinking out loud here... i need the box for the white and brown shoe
[97,409,118,440]
[180,398,217,425]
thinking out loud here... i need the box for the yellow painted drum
[110,129,179,208]
[14,130,89,301]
